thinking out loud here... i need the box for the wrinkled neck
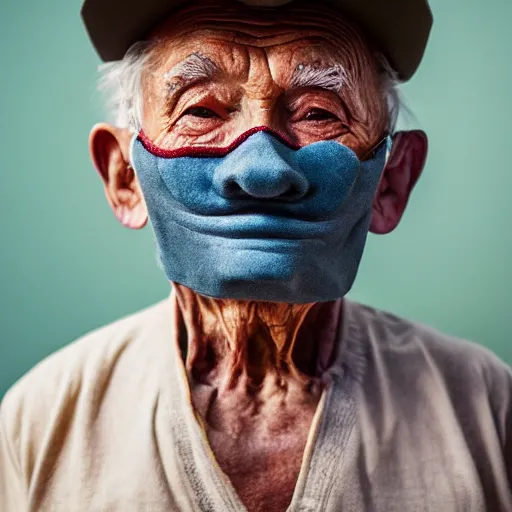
[173,284,342,392]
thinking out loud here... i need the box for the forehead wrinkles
[149,1,379,80]
[144,1,387,134]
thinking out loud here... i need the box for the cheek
[140,87,169,140]
[344,129,377,159]
[162,127,238,149]
[354,86,389,136]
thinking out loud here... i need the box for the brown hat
[81,0,433,81]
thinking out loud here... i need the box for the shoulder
[0,298,171,471]
[345,300,512,436]
[346,299,512,383]
[2,298,169,405]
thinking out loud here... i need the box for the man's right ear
[89,123,148,229]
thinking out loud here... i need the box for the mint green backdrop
[1,0,511,398]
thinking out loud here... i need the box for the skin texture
[142,1,388,154]
[89,1,428,510]
[173,284,341,510]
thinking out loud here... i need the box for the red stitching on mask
[137,126,301,158]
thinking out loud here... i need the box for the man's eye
[183,106,218,118]
[304,108,337,121]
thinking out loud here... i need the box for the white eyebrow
[289,63,349,94]
[164,52,220,93]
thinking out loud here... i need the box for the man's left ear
[370,130,428,234]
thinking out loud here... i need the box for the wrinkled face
[89,0,428,302]
[139,0,389,158]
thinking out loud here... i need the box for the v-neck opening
[157,292,366,511]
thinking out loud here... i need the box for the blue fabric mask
[130,127,389,303]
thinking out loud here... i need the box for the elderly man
[1,0,511,510]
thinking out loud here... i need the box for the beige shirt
[1,295,512,511]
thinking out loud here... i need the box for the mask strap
[361,133,390,161]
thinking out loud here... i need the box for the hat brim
[81,0,432,81]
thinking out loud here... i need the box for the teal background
[0,0,511,398]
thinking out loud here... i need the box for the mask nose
[213,134,309,201]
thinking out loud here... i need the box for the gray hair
[97,41,407,134]
[97,41,156,132]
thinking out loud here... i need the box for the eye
[304,108,338,121]
[183,106,219,119]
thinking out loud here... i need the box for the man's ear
[89,123,148,229]
[370,130,428,234]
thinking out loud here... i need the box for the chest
[203,405,318,512]
[27,397,495,512]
